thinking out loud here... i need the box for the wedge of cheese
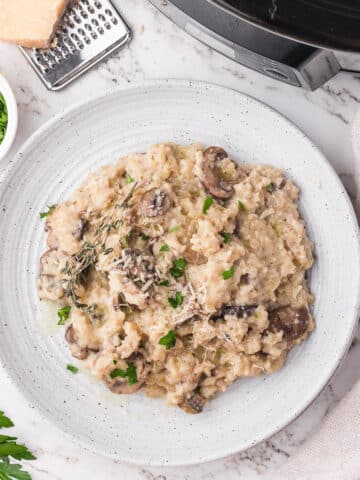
[0,0,70,48]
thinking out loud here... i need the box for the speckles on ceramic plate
[0,80,359,466]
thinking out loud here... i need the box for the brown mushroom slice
[183,247,207,266]
[179,391,206,414]
[139,188,171,217]
[201,146,244,200]
[65,324,99,360]
[72,216,88,241]
[211,304,257,320]
[268,306,309,342]
[112,292,127,312]
[105,354,150,395]
[45,222,59,249]
[115,248,157,282]
[38,248,66,300]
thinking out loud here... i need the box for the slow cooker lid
[212,0,360,52]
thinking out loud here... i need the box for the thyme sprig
[115,181,138,209]
[62,214,124,316]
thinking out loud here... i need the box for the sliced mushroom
[112,292,127,312]
[113,248,158,290]
[268,306,309,342]
[38,249,66,300]
[139,188,172,217]
[72,216,88,241]
[105,353,150,395]
[183,247,207,266]
[211,304,257,321]
[45,221,59,249]
[109,270,149,311]
[65,324,99,360]
[201,147,244,200]
[180,391,206,414]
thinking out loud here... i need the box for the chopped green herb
[222,265,235,280]
[110,368,126,379]
[168,291,183,308]
[126,363,137,385]
[39,204,56,219]
[57,305,71,325]
[103,247,114,255]
[118,181,138,209]
[66,364,78,374]
[168,225,180,233]
[110,363,137,385]
[140,233,149,241]
[169,257,187,279]
[220,232,232,243]
[126,173,134,184]
[113,359,117,365]
[160,244,170,252]
[0,93,8,145]
[159,280,169,287]
[266,182,276,194]
[159,330,176,350]
[202,196,214,214]
[238,200,246,212]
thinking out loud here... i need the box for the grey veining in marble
[0,1,359,479]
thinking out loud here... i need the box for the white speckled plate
[0,80,359,466]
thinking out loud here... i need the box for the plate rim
[0,79,359,466]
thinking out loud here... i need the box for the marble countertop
[0,1,359,478]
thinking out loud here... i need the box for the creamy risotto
[38,143,314,413]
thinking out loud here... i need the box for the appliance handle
[340,67,360,75]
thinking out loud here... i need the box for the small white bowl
[0,74,18,161]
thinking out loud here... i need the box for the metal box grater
[19,0,132,91]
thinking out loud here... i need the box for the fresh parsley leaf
[159,280,169,287]
[57,306,71,325]
[168,291,183,308]
[140,233,149,241]
[168,225,180,233]
[266,182,276,194]
[112,359,117,365]
[66,364,78,374]
[202,196,214,214]
[169,258,187,279]
[222,265,235,280]
[39,204,56,219]
[110,368,127,379]
[126,363,138,385]
[174,258,186,269]
[126,173,134,184]
[0,412,13,429]
[0,413,35,480]
[0,458,32,480]
[160,244,169,252]
[0,435,17,445]
[220,232,232,243]
[110,363,137,385]
[238,200,246,211]
[0,443,36,461]
[159,330,176,350]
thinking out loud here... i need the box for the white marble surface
[0,1,359,478]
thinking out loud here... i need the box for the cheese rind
[0,0,70,48]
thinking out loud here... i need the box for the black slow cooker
[149,0,360,89]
